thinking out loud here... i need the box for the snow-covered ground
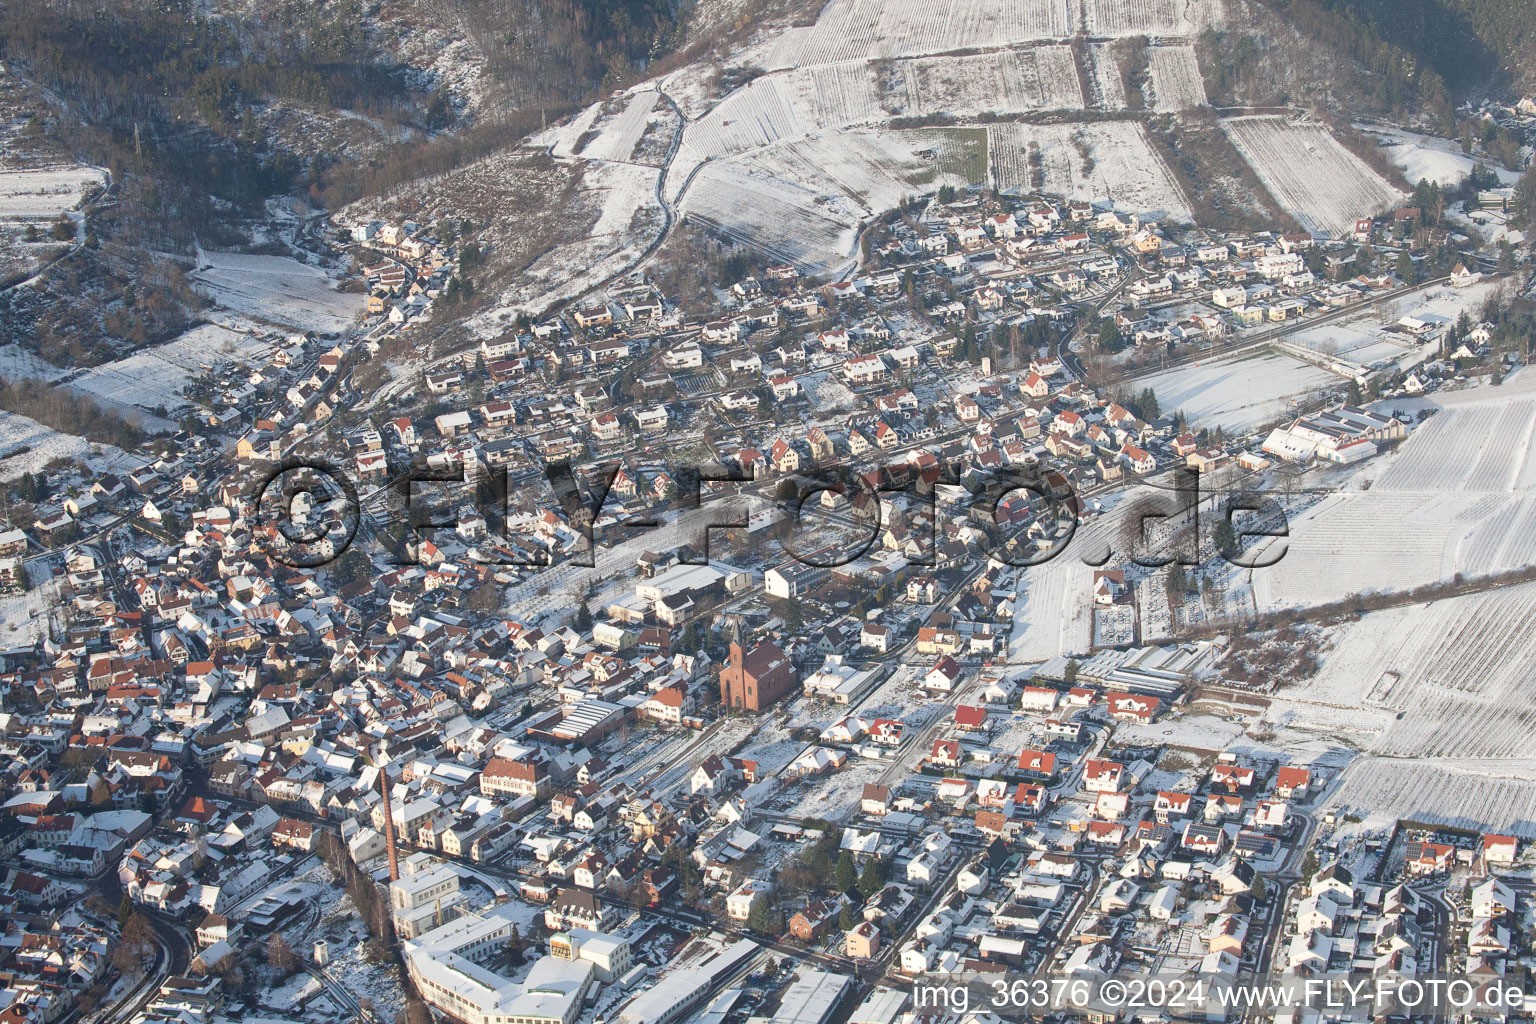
[1082,0,1225,35]
[886,46,1084,116]
[1222,117,1404,237]
[1271,582,1536,761]
[1249,365,1536,611]
[0,409,133,479]
[192,251,365,333]
[989,121,1190,219]
[1145,45,1207,112]
[1359,125,1522,189]
[0,165,106,221]
[681,161,861,277]
[1007,553,1094,661]
[788,0,1078,65]
[581,91,662,163]
[1135,350,1341,434]
[0,578,56,645]
[1085,43,1128,110]
[67,323,271,421]
[1285,281,1495,371]
[1326,757,1536,839]
[480,160,665,318]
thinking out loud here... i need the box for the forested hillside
[1260,0,1536,100]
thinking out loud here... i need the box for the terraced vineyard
[1146,44,1208,111]
[1222,116,1403,236]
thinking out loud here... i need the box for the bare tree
[267,933,298,976]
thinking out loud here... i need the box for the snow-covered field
[789,0,1078,65]
[1146,45,1207,111]
[1007,554,1095,661]
[1249,365,1536,611]
[1326,758,1536,838]
[497,161,664,315]
[887,46,1084,116]
[546,102,604,158]
[0,579,55,644]
[192,251,365,333]
[737,128,983,214]
[1085,43,1128,110]
[1249,490,1469,610]
[1277,583,1536,761]
[68,323,270,420]
[681,162,861,276]
[1360,125,1522,189]
[0,410,131,479]
[1082,0,1224,35]
[581,91,662,163]
[1135,349,1340,433]
[682,46,1084,165]
[989,121,1190,218]
[1222,117,1404,237]
[0,165,106,221]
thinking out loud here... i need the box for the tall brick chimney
[378,766,399,882]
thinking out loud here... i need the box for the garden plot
[1360,125,1522,189]
[0,410,131,479]
[580,91,661,163]
[887,47,1084,116]
[1085,43,1128,110]
[988,121,1190,218]
[1146,45,1207,111]
[1081,0,1225,35]
[192,251,364,334]
[1134,349,1339,433]
[681,162,861,276]
[1326,758,1536,838]
[791,0,1077,65]
[0,165,106,221]
[1006,540,1103,662]
[68,323,271,419]
[0,580,56,645]
[1221,116,1404,237]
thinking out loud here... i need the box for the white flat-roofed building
[616,939,760,1024]
[550,928,632,982]
[770,969,853,1024]
[406,904,612,1024]
[848,987,907,1024]
[391,863,460,911]
[802,656,885,705]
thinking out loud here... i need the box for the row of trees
[0,376,147,448]
[316,829,395,945]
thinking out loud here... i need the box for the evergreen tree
[746,894,775,934]
[1396,251,1419,286]
[835,851,858,893]
[839,903,858,931]
[857,857,886,899]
